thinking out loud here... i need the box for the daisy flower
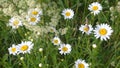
[8,44,19,55]
[28,8,42,16]
[52,37,61,46]
[75,59,89,68]
[88,2,102,15]
[94,24,113,41]
[61,8,74,19]
[26,15,40,25]
[79,24,93,35]
[9,17,22,29]
[18,41,34,54]
[58,44,71,55]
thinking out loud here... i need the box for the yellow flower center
[20,45,29,51]
[13,20,19,26]
[78,63,85,68]
[84,26,89,32]
[54,39,58,44]
[92,6,98,11]
[99,28,107,35]
[11,47,16,52]
[65,12,71,16]
[62,46,68,52]
[32,11,38,15]
[30,17,36,22]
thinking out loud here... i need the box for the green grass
[0,0,120,68]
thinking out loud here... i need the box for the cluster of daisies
[62,2,102,20]
[7,1,114,68]
[79,23,113,41]
[52,36,71,55]
[26,8,42,25]
[53,2,112,68]
[61,2,113,41]
[52,37,89,67]
[8,41,34,55]
[8,7,42,29]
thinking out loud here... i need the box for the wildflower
[61,8,74,19]
[88,2,102,15]
[52,37,61,46]
[75,59,89,68]
[8,44,19,55]
[26,15,40,25]
[58,44,71,55]
[79,24,93,35]
[9,17,22,29]
[18,41,34,54]
[28,8,42,16]
[94,24,113,41]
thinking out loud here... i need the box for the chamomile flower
[52,37,61,46]
[18,41,34,54]
[9,17,22,29]
[88,2,102,15]
[28,8,42,16]
[79,24,93,35]
[26,15,40,25]
[94,24,113,41]
[58,44,71,55]
[75,59,89,68]
[61,9,74,19]
[8,44,19,55]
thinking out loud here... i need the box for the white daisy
[52,37,61,46]
[28,8,42,16]
[75,59,89,68]
[61,8,74,19]
[94,24,113,41]
[9,17,22,29]
[88,2,102,15]
[18,41,34,54]
[26,15,40,25]
[58,44,71,55]
[79,24,93,35]
[8,44,19,55]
